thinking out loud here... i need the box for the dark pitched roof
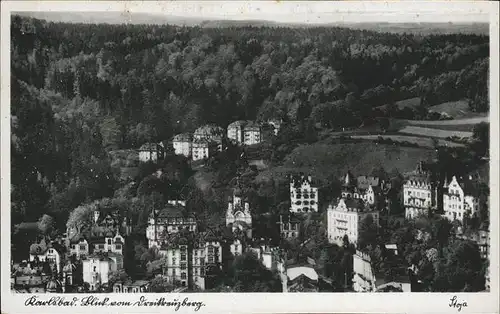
[139,143,162,151]
[155,204,193,219]
[172,133,192,142]
[357,176,379,190]
[343,198,365,210]
[460,179,480,197]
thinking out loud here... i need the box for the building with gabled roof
[443,175,480,222]
[341,172,389,207]
[29,239,63,274]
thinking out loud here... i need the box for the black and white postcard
[1,1,499,313]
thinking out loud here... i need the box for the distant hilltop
[15,11,489,35]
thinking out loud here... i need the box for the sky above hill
[14,1,490,25]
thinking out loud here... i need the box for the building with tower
[226,185,253,239]
[403,161,437,219]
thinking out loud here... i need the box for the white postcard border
[1,1,499,314]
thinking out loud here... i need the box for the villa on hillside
[442,175,480,222]
[138,142,164,163]
[327,198,379,246]
[290,175,319,213]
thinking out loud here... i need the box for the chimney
[308,175,312,182]
[244,203,250,211]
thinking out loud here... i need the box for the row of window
[294,200,316,205]
[282,223,298,230]
[294,193,316,199]
[407,191,431,198]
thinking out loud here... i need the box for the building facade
[327,198,380,246]
[227,120,262,146]
[227,120,246,144]
[342,172,386,206]
[172,133,193,157]
[403,162,436,219]
[147,202,197,249]
[82,253,123,291]
[290,175,319,213]
[193,124,224,151]
[29,240,62,274]
[279,215,301,239]
[157,231,222,290]
[353,250,377,292]
[443,176,479,222]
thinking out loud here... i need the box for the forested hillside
[11,15,489,232]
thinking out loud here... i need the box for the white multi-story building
[227,121,246,144]
[403,161,436,219]
[158,231,222,290]
[138,143,164,163]
[290,175,319,213]
[327,198,379,246]
[226,188,252,238]
[227,120,262,146]
[443,175,479,222]
[82,252,123,291]
[147,201,197,249]
[172,133,192,157]
[243,121,262,145]
[353,250,377,292]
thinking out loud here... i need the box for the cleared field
[428,100,473,119]
[256,142,436,183]
[407,116,489,126]
[408,123,478,132]
[395,97,421,109]
[399,126,473,138]
[351,135,465,148]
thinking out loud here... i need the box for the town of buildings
[12,158,489,293]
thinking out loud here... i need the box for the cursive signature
[449,295,468,312]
